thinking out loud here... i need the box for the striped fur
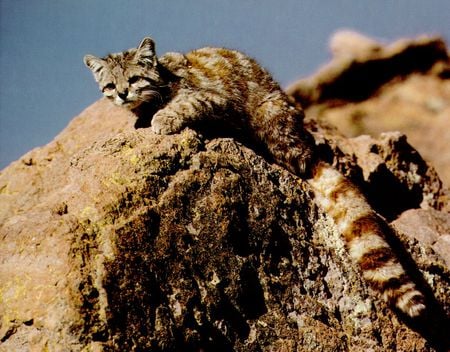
[84,37,314,175]
[84,37,426,317]
[309,162,426,317]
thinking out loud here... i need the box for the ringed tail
[307,162,426,318]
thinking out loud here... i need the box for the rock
[392,208,450,268]
[1,98,449,351]
[329,30,383,59]
[307,125,447,220]
[287,31,450,186]
[286,31,449,106]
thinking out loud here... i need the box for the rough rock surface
[286,31,450,186]
[1,97,449,351]
[392,208,450,269]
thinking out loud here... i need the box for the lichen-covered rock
[1,98,449,351]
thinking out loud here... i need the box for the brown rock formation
[2,32,450,351]
[1,96,449,351]
[287,31,450,186]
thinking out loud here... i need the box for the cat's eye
[128,76,141,84]
[103,83,115,91]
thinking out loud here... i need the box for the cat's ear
[83,55,106,82]
[136,37,157,65]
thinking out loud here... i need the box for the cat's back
[181,47,273,89]
[187,47,254,71]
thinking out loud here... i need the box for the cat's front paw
[151,111,185,135]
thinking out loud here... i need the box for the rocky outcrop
[287,31,450,186]
[1,33,450,351]
[1,97,449,351]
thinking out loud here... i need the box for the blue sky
[1,0,449,169]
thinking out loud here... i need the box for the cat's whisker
[140,90,163,104]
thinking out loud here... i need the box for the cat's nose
[118,90,128,100]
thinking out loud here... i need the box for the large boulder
[1,96,449,351]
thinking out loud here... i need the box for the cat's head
[84,37,166,109]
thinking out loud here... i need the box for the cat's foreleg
[151,89,226,135]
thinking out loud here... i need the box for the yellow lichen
[129,154,140,166]
[109,172,130,187]
[80,206,96,219]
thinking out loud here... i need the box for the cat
[84,37,426,318]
